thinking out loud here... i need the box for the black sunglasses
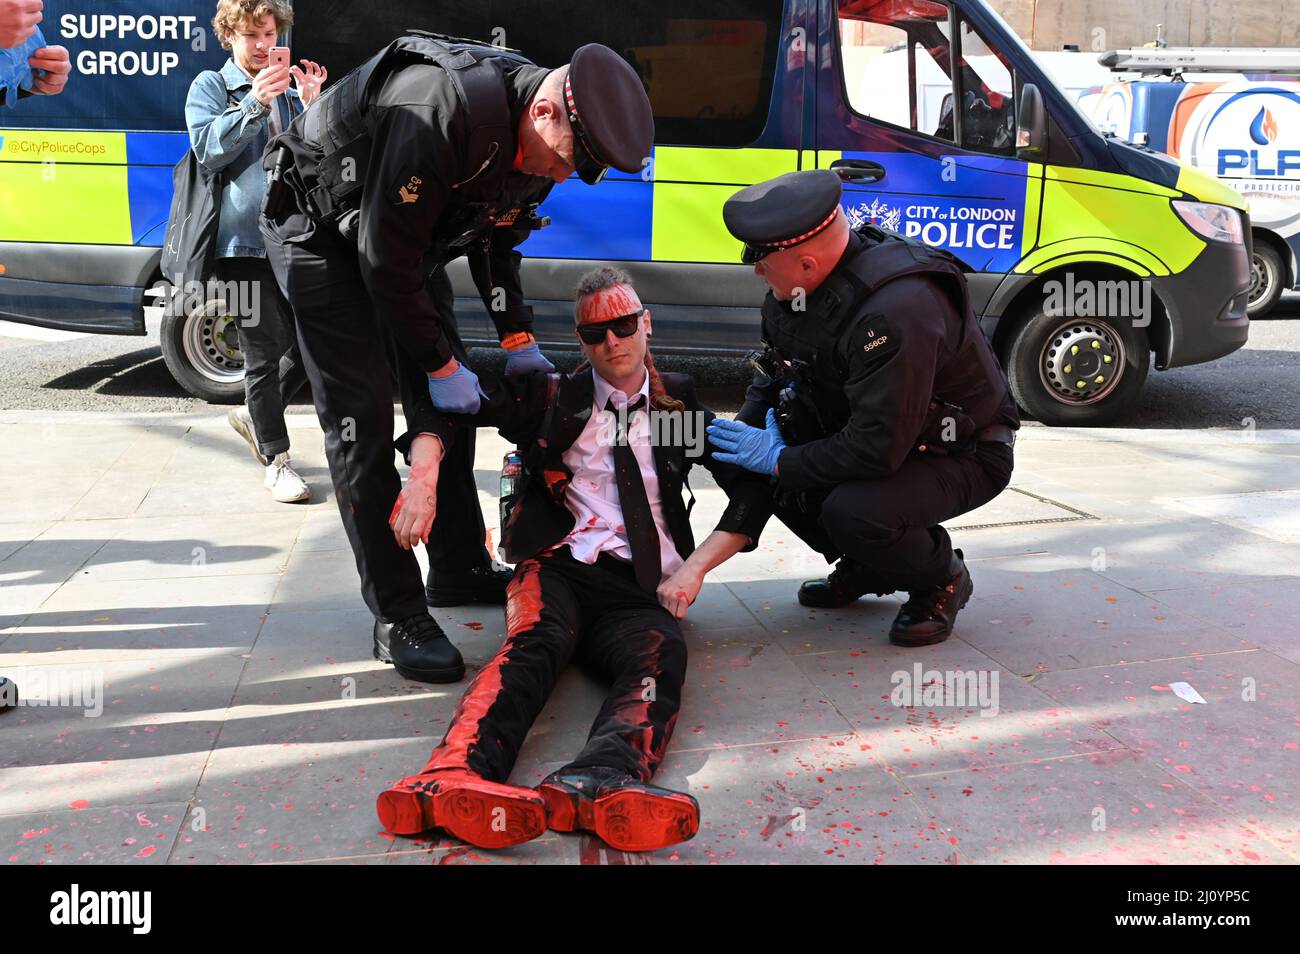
[576,309,645,344]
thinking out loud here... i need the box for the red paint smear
[578,285,641,324]
[135,845,156,858]
[424,560,543,774]
[68,800,88,811]
[463,621,484,630]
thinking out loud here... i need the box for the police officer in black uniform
[259,33,654,682]
[709,170,1020,646]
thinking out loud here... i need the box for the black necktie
[606,395,661,592]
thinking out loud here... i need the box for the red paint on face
[578,285,642,324]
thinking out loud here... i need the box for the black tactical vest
[760,224,1016,436]
[266,31,533,247]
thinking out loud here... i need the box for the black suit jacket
[401,367,771,565]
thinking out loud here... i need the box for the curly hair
[574,268,684,413]
[213,0,294,50]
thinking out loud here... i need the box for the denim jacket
[184,58,302,258]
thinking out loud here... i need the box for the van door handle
[830,159,886,183]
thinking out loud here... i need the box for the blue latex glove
[504,342,555,376]
[708,408,787,476]
[427,362,487,414]
[1,27,45,108]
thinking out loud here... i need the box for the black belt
[978,424,1017,446]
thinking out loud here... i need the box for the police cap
[564,44,654,185]
[723,169,844,265]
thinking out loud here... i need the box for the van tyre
[1247,242,1285,319]
[159,295,246,405]
[1006,309,1148,426]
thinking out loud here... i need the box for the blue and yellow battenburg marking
[0,128,187,244]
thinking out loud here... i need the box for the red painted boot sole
[377,779,547,849]
[593,788,700,853]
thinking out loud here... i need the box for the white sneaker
[228,405,263,464]
[264,453,310,503]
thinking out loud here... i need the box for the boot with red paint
[889,548,973,647]
[538,766,699,852]
[376,768,547,849]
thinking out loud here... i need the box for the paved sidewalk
[1,409,1297,864]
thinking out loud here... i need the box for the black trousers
[215,256,307,460]
[261,212,490,622]
[777,441,1015,592]
[420,547,687,783]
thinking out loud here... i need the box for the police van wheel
[1247,243,1284,319]
[159,300,246,405]
[1007,311,1149,426]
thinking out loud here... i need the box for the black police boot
[0,676,17,713]
[798,558,895,608]
[889,549,973,647]
[425,561,513,607]
[373,614,466,683]
[537,766,699,853]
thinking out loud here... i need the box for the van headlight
[1172,200,1244,245]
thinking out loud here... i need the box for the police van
[0,0,1252,424]
[1081,47,1300,319]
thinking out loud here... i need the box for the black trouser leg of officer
[257,208,461,684]
[385,266,508,607]
[263,217,426,622]
[781,442,1014,639]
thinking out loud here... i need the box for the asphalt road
[3,297,1298,429]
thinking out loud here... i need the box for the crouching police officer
[259,31,653,681]
[709,170,1020,646]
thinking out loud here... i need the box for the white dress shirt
[554,368,684,582]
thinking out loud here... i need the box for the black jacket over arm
[396,368,772,564]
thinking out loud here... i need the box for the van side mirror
[1016,83,1047,158]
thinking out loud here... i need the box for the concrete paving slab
[1030,652,1300,857]
[791,641,1117,777]
[1161,577,1300,665]
[0,653,245,817]
[0,803,189,864]
[901,752,1294,864]
[652,735,954,864]
[956,561,1256,674]
[1162,490,1300,545]
[75,513,304,582]
[0,574,280,655]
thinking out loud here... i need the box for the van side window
[943,15,1016,153]
[837,0,1015,154]
[508,0,784,148]
[838,0,955,143]
[294,2,784,149]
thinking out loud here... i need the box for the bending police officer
[709,170,1020,646]
[259,33,654,682]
